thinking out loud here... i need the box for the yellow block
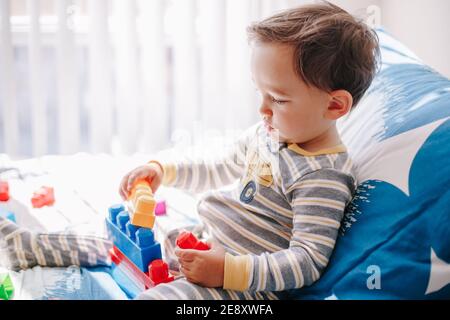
[130,189,147,205]
[128,180,157,228]
[130,184,151,199]
[131,212,156,229]
[135,195,156,214]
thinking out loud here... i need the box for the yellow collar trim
[287,143,347,156]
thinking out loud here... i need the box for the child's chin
[268,129,285,142]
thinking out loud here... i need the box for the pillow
[293,28,450,299]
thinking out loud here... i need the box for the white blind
[87,0,113,153]
[137,0,169,153]
[0,0,289,159]
[28,0,47,156]
[56,0,80,155]
[0,0,19,156]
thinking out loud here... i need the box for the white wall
[328,0,450,79]
[380,0,450,79]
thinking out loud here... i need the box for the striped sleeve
[151,125,258,193]
[224,168,356,292]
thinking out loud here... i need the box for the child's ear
[324,90,353,120]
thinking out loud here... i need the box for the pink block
[155,200,166,216]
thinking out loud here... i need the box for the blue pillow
[293,28,450,300]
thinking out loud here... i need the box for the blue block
[106,204,162,273]
[0,208,16,223]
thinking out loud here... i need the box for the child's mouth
[264,121,274,132]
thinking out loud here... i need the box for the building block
[148,259,174,285]
[110,246,174,290]
[31,186,55,208]
[0,207,16,223]
[0,181,9,202]
[128,181,156,228]
[0,273,14,300]
[106,204,162,273]
[131,212,155,230]
[176,231,210,251]
[155,200,166,216]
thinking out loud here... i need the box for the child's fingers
[178,255,195,263]
[119,173,131,200]
[174,248,197,261]
[179,260,193,271]
[127,171,144,191]
[149,175,161,193]
[127,169,155,191]
[179,265,190,276]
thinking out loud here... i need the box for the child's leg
[0,216,111,271]
[136,277,280,300]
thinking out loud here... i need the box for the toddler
[120,1,379,299]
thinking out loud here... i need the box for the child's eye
[270,96,287,105]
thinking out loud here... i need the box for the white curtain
[0,0,307,158]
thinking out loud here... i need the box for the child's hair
[247,1,380,108]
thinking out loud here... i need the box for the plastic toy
[0,181,9,202]
[0,273,14,300]
[128,181,156,229]
[155,200,166,216]
[110,246,153,290]
[176,231,210,250]
[106,204,162,273]
[110,246,174,289]
[31,186,55,208]
[148,259,174,285]
[0,207,16,223]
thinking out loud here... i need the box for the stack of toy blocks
[106,181,173,297]
[128,181,156,228]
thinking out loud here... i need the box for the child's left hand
[175,239,226,288]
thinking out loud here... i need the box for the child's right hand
[119,162,164,201]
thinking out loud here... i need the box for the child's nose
[259,102,273,118]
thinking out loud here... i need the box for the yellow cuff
[148,160,177,186]
[223,253,252,291]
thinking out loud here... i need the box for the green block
[0,273,14,300]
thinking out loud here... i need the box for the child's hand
[119,162,163,200]
[175,240,226,288]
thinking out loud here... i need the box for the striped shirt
[156,122,357,292]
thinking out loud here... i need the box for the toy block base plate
[109,246,175,294]
[110,246,154,289]
[110,264,141,299]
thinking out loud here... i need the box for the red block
[148,259,174,285]
[0,181,9,202]
[176,231,210,251]
[31,186,55,208]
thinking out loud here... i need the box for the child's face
[251,42,334,144]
